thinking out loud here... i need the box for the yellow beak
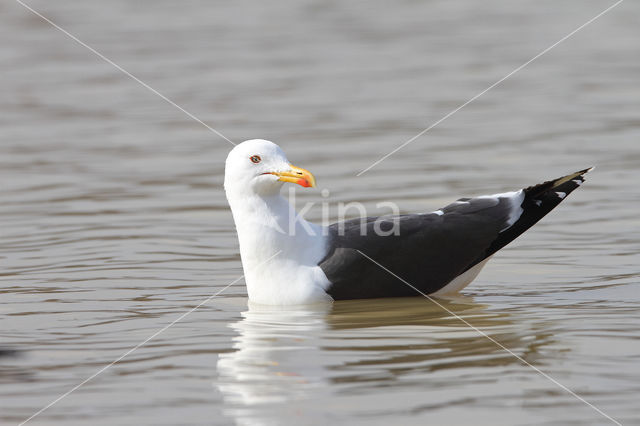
[269,164,316,188]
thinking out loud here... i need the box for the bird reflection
[216,296,554,425]
[216,302,331,426]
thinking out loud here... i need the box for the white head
[224,139,316,199]
[223,140,330,305]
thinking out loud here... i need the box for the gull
[224,139,591,305]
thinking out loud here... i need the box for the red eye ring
[250,155,261,164]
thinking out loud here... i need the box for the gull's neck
[227,191,331,304]
[228,192,325,256]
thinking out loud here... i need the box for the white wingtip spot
[572,179,582,185]
[556,191,566,199]
[534,199,542,206]
[433,210,444,216]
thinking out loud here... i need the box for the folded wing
[319,168,591,300]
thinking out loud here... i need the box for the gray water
[1,0,640,425]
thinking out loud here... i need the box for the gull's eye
[250,155,261,164]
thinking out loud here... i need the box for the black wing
[319,168,591,300]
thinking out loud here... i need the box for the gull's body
[224,139,590,305]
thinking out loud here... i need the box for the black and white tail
[476,167,593,263]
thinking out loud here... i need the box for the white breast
[228,192,332,305]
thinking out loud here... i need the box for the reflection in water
[0,349,31,385]
[217,303,332,426]
[217,303,331,405]
[217,297,555,425]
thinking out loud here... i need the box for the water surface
[1,0,639,425]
